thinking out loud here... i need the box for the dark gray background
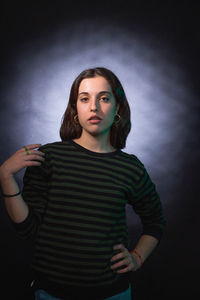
[0,1,200,299]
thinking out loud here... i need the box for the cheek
[104,107,116,123]
[77,104,87,120]
[77,106,93,129]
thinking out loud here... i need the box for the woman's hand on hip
[110,244,140,274]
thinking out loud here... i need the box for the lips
[88,115,102,120]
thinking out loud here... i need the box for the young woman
[0,67,165,300]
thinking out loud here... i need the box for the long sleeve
[128,158,166,241]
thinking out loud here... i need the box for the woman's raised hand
[0,144,45,179]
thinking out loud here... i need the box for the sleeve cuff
[11,209,33,232]
[142,224,165,241]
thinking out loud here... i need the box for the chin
[88,130,102,137]
[82,124,111,137]
[83,128,105,137]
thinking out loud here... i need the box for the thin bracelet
[130,249,143,269]
[2,191,21,198]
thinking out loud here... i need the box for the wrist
[0,165,14,182]
[130,249,143,269]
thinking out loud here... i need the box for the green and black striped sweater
[13,140,165,299]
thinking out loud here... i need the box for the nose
[90,99,98,112]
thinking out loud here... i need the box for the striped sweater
[13,140,165,299]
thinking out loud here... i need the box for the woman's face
[76,76,119,137]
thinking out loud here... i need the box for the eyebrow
[78,91,112,96]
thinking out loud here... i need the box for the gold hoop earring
[74,114,79,124]
[114,114,121,125]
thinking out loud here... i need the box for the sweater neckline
[68,140,121,157]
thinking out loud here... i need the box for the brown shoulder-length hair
[60,67,131,149]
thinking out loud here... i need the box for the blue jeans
[35,286,131,300]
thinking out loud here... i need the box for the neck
[73,132,115,153]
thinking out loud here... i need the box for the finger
[23,144,42,150]
[24,154,45,162]
[26,144,42,149]
[20,144,42,154]
[25,161,42,167]
[110,252,125,262]
[24,150,45,157]
[116,265,132,274]
[113,244,125,251]
[111,259,127,270]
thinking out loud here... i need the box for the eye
[80,97,88,102]
[100,97,110,102]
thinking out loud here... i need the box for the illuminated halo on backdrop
[0,20,198,215]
